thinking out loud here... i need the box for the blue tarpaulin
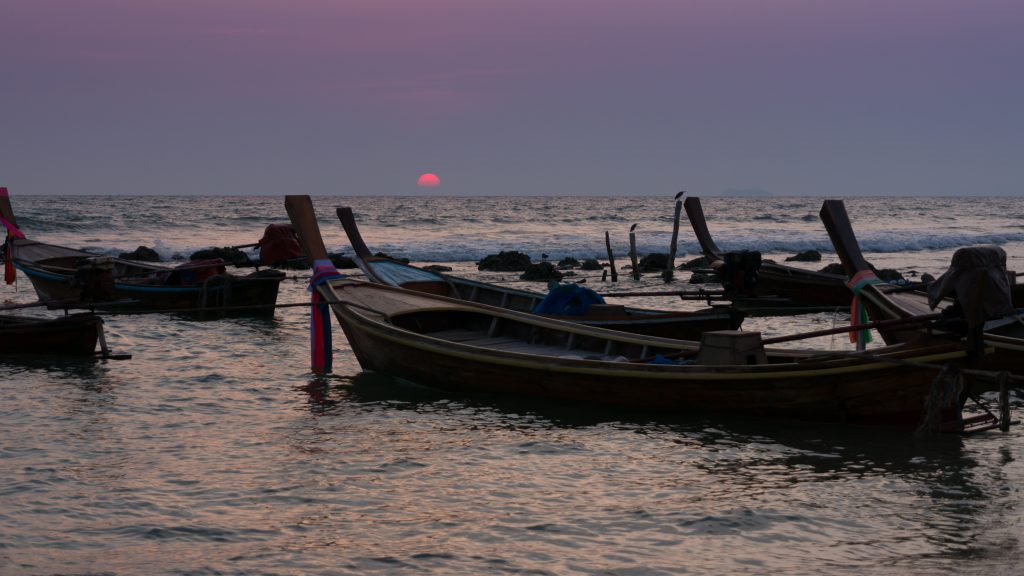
[531,283,605,316]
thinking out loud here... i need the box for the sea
[1,195,1021,575]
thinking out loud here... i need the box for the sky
[2,0,1023,196]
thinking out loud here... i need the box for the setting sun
[417,173,441,187]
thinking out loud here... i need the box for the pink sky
[2,0,1023,196]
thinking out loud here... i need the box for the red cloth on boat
[258,224,303,266]
[166,259,226,285]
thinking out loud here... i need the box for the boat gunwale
[322,278,970,381]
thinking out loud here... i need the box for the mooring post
[605,231,618,282]
[629,224,640,281]
[663,191,685,283]
[999,371,1011,431]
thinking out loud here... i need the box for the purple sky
[2,0,1023,196]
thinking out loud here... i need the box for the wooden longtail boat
[335,206,742,339]
[1,191,285,316]
[0,312,102,355]
[819,199,1024,376]
[285,194,994,431]
[684,197,851,308]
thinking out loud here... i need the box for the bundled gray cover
[927,245,1014,325]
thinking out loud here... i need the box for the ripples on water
[1,196,1022,574]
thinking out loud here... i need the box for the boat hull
[447,276,742,338]
[0,313,101,355]
[336,206,744,339]
[327,281,965,427]
[16,262,285,316]
[751,264,851,307]
[819,198,1024,384]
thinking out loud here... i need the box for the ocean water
[1,195,1022,575]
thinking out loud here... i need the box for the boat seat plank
[428,328,622,360]
[428,328,486,342]
[463,336,521,347]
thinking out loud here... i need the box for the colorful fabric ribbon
[308,259,344,374]
[847,270,884,345]
[3,237,13,285]
[0,215,24,239]
[1,187,23,285]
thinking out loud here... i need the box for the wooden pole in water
[999,371,1011,432]
[663,191,685,283]
[629,224,640,281]
[604,231,618,282]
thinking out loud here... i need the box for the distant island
[717,188,774,197]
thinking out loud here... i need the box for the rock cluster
[638,253,669,271]
[118,246,161,262]
[557,257,579,269]
[478,251,532,271]
[189,247,252,267]
[679,256,710,270]
[520,262,563,281]
[786,250,822,262]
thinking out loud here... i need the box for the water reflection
[288,369,1022,572]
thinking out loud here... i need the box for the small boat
[285,194,999,431]
[684,197,851,309]
[819,199,1024,377]
[0,312,103,356]
[1,190,285,316]
[335,206,742,340]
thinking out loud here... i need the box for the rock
[921,273,935,284]
[478,250,532,271]
[689,272,711,284]
[680,256,710,270]
[189,246,252,267]
[423,265,452,273]
[786,250,822,262]
[639,253,669,271]
[875,268,905,282]
[562,270,576,277]
[119,246,161,262]
[374,252,409,265]
[520,262,563,281]
[273,258,310,270]
[580,258,602,271]
[819,263,845,275]
[557,257,579,269]
[329,253,358,269]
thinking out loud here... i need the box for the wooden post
[663,191,684,283]
[97,321,110,359]
[999,371,1011,432]
[629,224,640,281]
[604,231,618,282]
